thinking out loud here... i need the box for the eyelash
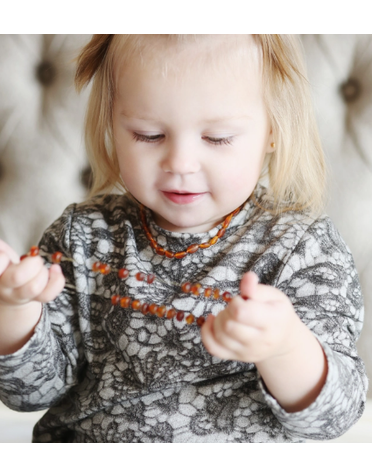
[132,132,233,146]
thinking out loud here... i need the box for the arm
[202,216,368,439]
[0,204,85,412]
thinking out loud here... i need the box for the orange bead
[147,273,155,284]
[199,242,211,249]
[209,236,218,246]
[118,268,129,279]
[197,316,205,327]
[156,306,166,318]
[174,251,187,259]
[181,282,192,293]
[176,311,184,322]
[51,251,63,264]
[222,291,232,302]
[99,263,111,275]
[30,246,39,256]
[166,309,176,319]
[136,272,146,281]
[222,215,232,228]
[20,254,28,261]
[213,289,220,299]
[233,206,241,216]
[165,250,174,259]
[217,228,226,238]
[185,314,194,324]
[204,288,212,298]
[92,262,101,272]
[156,247,165,256]
[149,303,159,314]
[120,297,131,308]
[111,295,120,305]
[131,300,141,310]
[141,303,150,314]
[191,284,202,296]
[186,244,199,254]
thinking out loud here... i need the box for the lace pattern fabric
[0,185,368,442]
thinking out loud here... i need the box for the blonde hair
[75,34,326,216]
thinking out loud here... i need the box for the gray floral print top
[0,185,368,442]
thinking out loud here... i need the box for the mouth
[161,190,206,205]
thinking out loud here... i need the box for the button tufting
[35,60,57,86]
[339,78,361,103]
[81,165,93,190]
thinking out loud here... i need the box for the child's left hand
[201,271,302,364]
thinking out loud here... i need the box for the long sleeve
[258,216,368,440]
[0,204,86,412]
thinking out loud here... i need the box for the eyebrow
[120,112,251,123]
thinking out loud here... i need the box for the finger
[225,296,268,329]
[11,264,50,303]
[201,314,238,360]
[216,315,261,346]
[240,271,259,300]
[240,271,283,303]
[0,239,20,264]
[0,251,12,275]
[36,265,65,303]
[212,309,248,352]
[0,256,46,289]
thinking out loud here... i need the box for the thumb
[240,271,259,300]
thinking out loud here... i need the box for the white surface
[1,399,372,443]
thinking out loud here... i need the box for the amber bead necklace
[140,203,242,259]
[21,206,242,327]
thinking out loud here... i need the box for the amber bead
[209,236,219,246]
[99,263,111,275]
[166,309,176,319]
[111,295,120,305]
[204,288,212,298]
[222,215,232,229]
[185,314,195,324]
[120,297,131,308]
[222,291,232,302]
[136,272,146,281]
[92,262,101,272]
[165,250,174,259]
[141,303,150,314]
[197,316,205,327]
[174,251,187,259]
[118,268,129,279]
[181,282,192,293]
[131,300,141,310]
[147,273,155,284]
[156,306,166,318]
[51,252,63,264]
[199,242,211,249]
[20,254,28,261]
[30,246,39,256]
[186,244,199,254]
[149,303,159,314]
[191,283,202,296]
[217,228,225,238]
[233,207,241,216]
[213,289,220,299]
[156,247,165,256]
[176,311,184,322]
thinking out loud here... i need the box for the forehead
[111,34,262,82]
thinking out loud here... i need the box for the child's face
[113,36,273,233]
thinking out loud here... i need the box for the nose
[161,140,200,175]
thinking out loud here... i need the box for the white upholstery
[0,34,371,396]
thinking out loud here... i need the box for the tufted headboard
[1,34,372,395]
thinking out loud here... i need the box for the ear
[265,129,276,154]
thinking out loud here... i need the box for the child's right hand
[0,239,65,309]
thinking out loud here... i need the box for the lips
[161,190,205,204]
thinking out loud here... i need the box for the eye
[203,136,233,146]
[132,132,164,143]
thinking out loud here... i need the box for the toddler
[0,34,368,443]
